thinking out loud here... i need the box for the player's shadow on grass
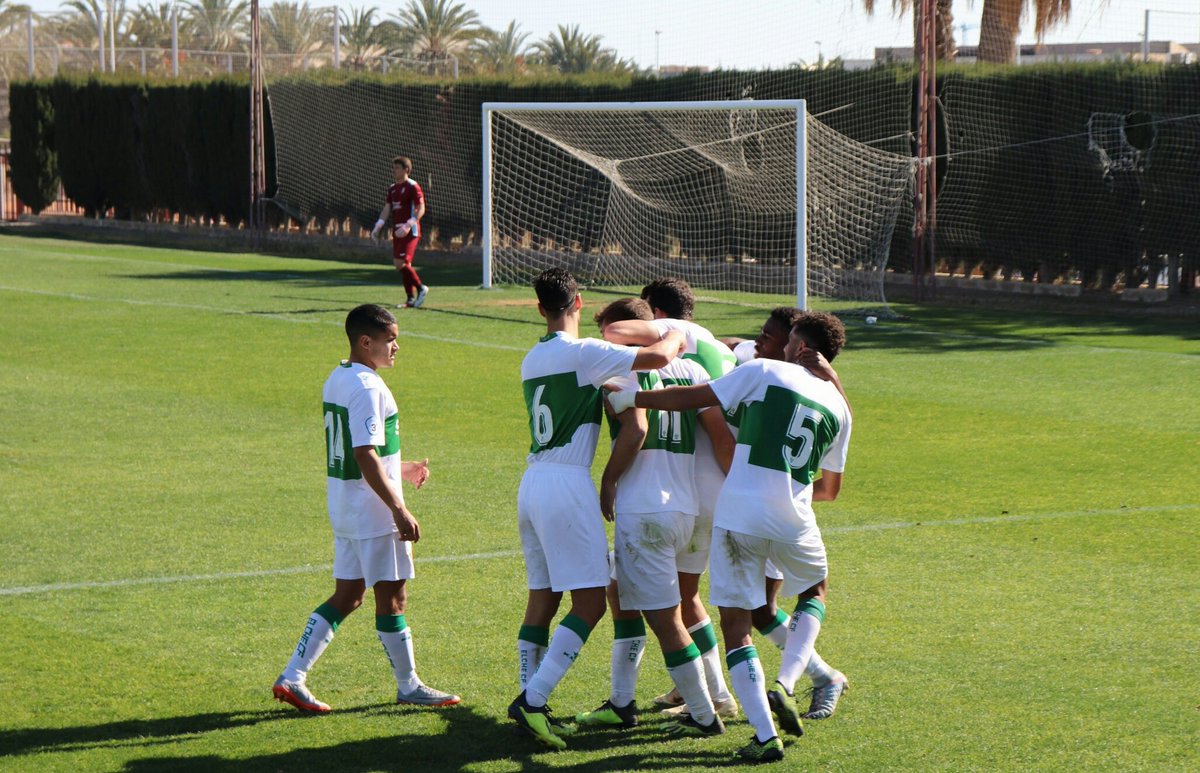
[114,705,737,773]
[0,708,298,757]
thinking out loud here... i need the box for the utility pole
[249,0,266,241]
[655,29,661,75]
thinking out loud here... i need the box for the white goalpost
[481,99,912,312]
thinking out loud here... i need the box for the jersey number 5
[782,403,822,471]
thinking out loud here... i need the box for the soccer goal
[481,100,912,311]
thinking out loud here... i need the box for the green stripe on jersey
[523,371,604,454]
[738,385,841,485]
[685,338,737,379]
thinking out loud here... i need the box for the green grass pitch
[0,233,1196,772]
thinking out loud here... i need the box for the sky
[18,0,1200,70]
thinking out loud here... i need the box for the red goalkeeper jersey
[387,180,424,238]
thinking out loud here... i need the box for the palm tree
[977,0,1074,64]
[864,0,1079,64]
[338,5,388,69]
[261,1,332,58]
[388,0,482,64]
[57,0,132,49]
[129,2,188,49]
[0,0,31,35]
[183,0,247,52]
[531,24,633,74]
[470,20,530,75]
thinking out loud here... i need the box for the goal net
[482,100,912,311]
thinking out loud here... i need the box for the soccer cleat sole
[662,696,739,719]
[396,695,461,707]
[272,683,331,714]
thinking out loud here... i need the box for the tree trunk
[936,0,957,61]
[978,0,1017,63]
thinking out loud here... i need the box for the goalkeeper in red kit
[372,156,429,309]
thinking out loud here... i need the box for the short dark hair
[533,267,578,317]
[345,303,396,344]
[767,306,803,331]
[791,311,846,361]
[640,277,694,320]
[392,156,412,170]
[594,297,653,327]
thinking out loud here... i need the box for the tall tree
[864,0,1080,64]
[977,0,1075,64]
[57,0,132,49]
[470,20,530,75]
[338,5,389,69]
[531,24,633,74]
[261,1,331,57]
[388,0,482,62]
[183,0,247,52]
[129,2,189,49]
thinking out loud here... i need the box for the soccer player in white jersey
[272,304,459,714]
[573,298,734,738]
[601,277,740,719]
[723,308,851,720]
[509,268,687,751]
[607,314,852,763]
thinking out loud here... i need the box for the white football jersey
[322,362,404,539]
[521,331,637,467]
[710,358,851,543]
[607,357,712,515]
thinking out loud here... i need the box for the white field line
[0,285,526,353]
[1,504,1192,598]
[0,550,519,597]
[2,248,1195,359]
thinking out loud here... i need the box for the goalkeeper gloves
[371,218,385,240]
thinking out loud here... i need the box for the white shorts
[708,527,827,610]
[332,533,414,586]
[614,510,694,610]
[764,558,784,582]
[518,463,610,592]
[682,461,722,574]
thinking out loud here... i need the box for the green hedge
[8,82,58,214]
[9,64,1198,288]
[12,75,275,225]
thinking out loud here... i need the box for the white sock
[777,603,823,694]
[517,625,549,690]
[760,608,791,651]
[689,618,733,703]
[666,645,714,725]
[727,645,776,742]
[525,615,590,707]
[282,606,339,682]
[805,650,838,686]
[377,616,419,693]
[610,634,646,706]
